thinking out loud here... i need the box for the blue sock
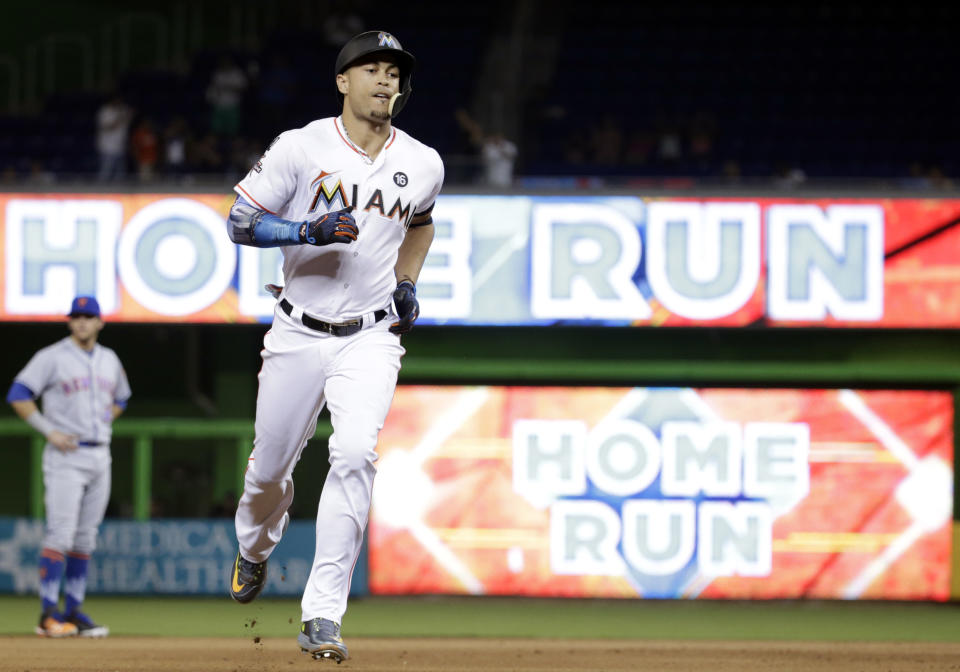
[64,552,90,617]
[38,549,65,614]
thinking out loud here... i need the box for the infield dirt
[5,636,960,671]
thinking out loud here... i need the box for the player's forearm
[395,223,435,285]
[11,400,56,438]
[227,197,303,247]
[10,399,39,421]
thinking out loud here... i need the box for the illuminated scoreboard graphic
[2,193,959,327]
[368,386,953,600]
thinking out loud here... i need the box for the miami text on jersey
[308,172,415,226]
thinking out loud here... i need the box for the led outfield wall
[369,386,954,600]
[2,192,958,326]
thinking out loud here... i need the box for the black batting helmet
[335,31,416,117]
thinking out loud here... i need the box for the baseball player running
[226,30,443,663]
[6,296,131,638]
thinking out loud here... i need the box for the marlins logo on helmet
[378,32,399,48]
[334,30,416,117]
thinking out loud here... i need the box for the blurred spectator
[480,134,519,187]
[773,161,807,189]
[206,55,249,135]
[926,165,955,190]
[902,162,931,189]
[150,498,165,519]
[900,162,935,190]
[589,115,623,165]
[624,130,655,166]
[687,112,716,170]
[13,8,958,187]
[654,114,683,166]
[163,116,190,177]
[563,130,589,165]
[130,119,160,182]
[28,160,56,185]
[720,159,742,184]
[95,92,133,181]
[322,0,365,47]
[188,132,225,173]
[902,162,955,190]
[454,108,518,187]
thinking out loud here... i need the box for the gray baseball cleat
[298,617,349,663]
[229,551,267,604]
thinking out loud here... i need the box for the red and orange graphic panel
[369,386,953,600]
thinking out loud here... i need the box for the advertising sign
[0,518,367,596]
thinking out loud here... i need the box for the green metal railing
[0,418,332,520]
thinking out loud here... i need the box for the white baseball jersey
[235,116,444,322]
[14,337,131,444]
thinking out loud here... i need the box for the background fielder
[225,30,443,662]
[6,296,131,638]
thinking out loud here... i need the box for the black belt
[280,298,387,337]
[77,441,106,447]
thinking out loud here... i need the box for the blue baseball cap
[68,296,101,318]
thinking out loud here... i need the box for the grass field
[3,594,960,642]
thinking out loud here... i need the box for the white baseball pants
[235,305,403,625]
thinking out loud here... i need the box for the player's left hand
[389,280,419,334]
[48,430,78,453]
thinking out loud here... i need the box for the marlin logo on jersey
[309,171,350,212]
[378,32,399,49]
[308,171,415,226]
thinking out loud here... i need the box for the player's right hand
[48,430,78,453]
[299,208,358,246]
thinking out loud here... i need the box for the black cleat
[229,551,267,604]
[65,611,109,638]
[298,618,349,663]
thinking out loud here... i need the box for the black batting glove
[299,208,358,246]
[389,280,419,334]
